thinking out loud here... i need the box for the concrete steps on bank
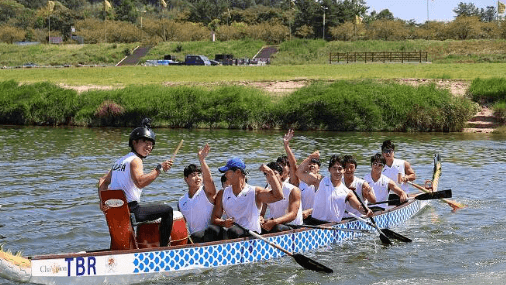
[117,46,151,66]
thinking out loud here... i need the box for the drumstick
[170,139,184,161]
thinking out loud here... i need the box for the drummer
[210,158,283,239]
[364,153,408,211]
[260,162,303,233]
[177,144,219,243]
[98,118,174,247]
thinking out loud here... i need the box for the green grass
[145,39,266,62]
[468,77,506,103]
[2,39,506,67]
[0,43,138,66]
[1,63,506,86]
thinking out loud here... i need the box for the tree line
[1,0,505,44]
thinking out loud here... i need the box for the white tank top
[265,182,303,225]
[178,186,214,234]
[312,176,350,222]
[382,158,409,192]
[222,184,261,233]
[299,181,316,211]
[343,176,366,218]
[364,173,391,209]
[108,152,142,203]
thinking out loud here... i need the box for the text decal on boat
[65,257,96,276]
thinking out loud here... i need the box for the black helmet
[129,118,156,149]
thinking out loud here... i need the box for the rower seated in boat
[306,154,373,225]
[178,144,219,243]
[296,151,323,223]
[209,158,284,239]
[381,140,416,194]
[260,162,303,234]
[98,118,174,247]
[342,155,376,219]
[364,153,408,211]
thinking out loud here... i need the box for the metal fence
[329,51,428,64]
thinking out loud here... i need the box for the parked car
[22,62,38,68]
[184,55,211,66]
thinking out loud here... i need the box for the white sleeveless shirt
[382,158,409,192]
[299,181,316,211]
[312,176,350,222]
[108,152,142,203]
[222,184,261,233]
[265,182,303,225]
[343,176,366,218]
[178,186,214,234]
[364,173,391,209]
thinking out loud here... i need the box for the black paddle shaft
[349,190,392,245]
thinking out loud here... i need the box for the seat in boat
[100,190,138,250]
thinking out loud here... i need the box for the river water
[1,127,506,285]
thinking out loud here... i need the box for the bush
[468,77,506,103]
[0,80,78,125]
[493,101,506,122]
[0,25,25,43]
[276,80,477,132]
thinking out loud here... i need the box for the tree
[453,2,480,18]
[480,6,496,22]
[115,0,139,23]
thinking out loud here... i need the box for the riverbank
[0,79,477,132]
[58,78,500,133]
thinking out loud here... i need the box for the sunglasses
[372,162,384,167]
[382,149,394,154]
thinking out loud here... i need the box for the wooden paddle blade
[415,189,452,200]
[292,254,334,273]
[381,229,412,243]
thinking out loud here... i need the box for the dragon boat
[0,199,428,285]
[0,154,448,285]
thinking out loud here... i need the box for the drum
[170,211,189,246]
[135,211,189,248]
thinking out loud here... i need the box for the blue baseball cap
[219,157,246,173]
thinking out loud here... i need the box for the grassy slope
[2,39,506,67]
[1,63,505,86]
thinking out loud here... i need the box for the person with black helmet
[98,118,174,247]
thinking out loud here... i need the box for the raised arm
[256,164,284,206]
[296,151,321,189]
[130,157,173,189]
[283,129,299,186]
[199,143,217,203]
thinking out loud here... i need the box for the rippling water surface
[1,127,506,285]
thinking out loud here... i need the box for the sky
[365,0,503,23]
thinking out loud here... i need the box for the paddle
[349,190,392,245]
[233,223,333,273]
[408,182,464,212]
[368,189,453,206]
[289,224,372,234]
[410,153,465,212]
